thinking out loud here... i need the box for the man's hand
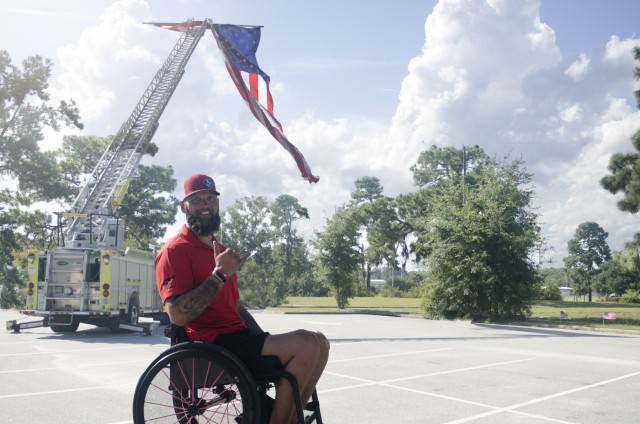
[213,242,252,276]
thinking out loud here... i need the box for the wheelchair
[132,325,323,423]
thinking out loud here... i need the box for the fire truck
[6,20,209,334]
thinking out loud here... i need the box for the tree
[350,176,383,203]
[600,130,640,213]
[0,51,83,308]
[220,196,277,307]
[410,144,488,188]
[401,145,492,264]
[0,206,53,308]
[601,46,640,212]
[363,197,404,275]
[349,177,413,286]
[55,135,110,203]
[538,267,571,290]
[270,194,310,299]
[395,189,431,263]
[350,176,385,288]
[421,154,541,321]
[592,253,638,299]
[563,222,611,302]
[0,51,82,205]
[634,45,640,108]
[117,165,178,250]
[314,205,362,308]
[218,194,319,306]
[618,234,640,276]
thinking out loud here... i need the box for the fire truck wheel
[126,296,140,325]
[50,318,80,333]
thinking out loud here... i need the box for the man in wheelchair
[155,173,329,424]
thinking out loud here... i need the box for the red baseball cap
[183,174,220,200]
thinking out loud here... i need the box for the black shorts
[213,328,270,365]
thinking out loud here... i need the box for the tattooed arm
[163,276,224,327]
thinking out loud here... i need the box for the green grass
[271,296,423,316]
[527,300,640,331]
[270,297,640,331]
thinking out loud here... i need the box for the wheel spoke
[132,345,257,423]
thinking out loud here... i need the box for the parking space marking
[0,344,163,357]
[323,357,536,390]
[0,359,152,374]
[0,335,147,346]
[377,382,579,424]
[442,369,640,424]
[329,347,454,363]
[0,385,113,399]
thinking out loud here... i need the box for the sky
[1,0,639,267]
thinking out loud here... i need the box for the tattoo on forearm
[173,278,221,323]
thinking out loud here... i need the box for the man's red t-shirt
[155,225,246,342]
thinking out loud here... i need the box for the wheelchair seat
[132,324,322,424]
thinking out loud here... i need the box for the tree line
[2,46,639,320]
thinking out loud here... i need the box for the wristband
[212,267,227,283]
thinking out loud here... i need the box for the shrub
[538,284,563,301]
[379,285,402,298]
[619,289,640,304]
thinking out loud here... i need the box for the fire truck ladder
[64,20,210,248]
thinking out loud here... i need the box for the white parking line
[0,344,163,357]
[329,347,454,363]
[0,386,113,399]
[442,370,640,424]
[319,357,585,424]
[322,357,536,389]
[0,359,151,374]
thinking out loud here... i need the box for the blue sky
[1,0,639,267]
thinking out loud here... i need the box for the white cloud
[51,0,167,126]
[604,35,639,64]
[564,53,590,81]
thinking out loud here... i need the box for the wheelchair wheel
[133,343,260,423]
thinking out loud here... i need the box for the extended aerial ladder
[65,19,208,249]
[8,19,211,334]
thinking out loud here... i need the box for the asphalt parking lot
[1,308,639,423]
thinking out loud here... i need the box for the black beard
[187,210,221,236]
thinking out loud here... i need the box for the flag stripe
[224,62,316,180]
[249,73,259,105]
[211,25,319,183]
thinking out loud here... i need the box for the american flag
[560,311,569,319]
[603,311,617,320]
[211,24,319,183]
[145,21,204,32]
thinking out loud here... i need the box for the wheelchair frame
[132,325,322,423]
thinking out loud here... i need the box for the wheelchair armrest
[165,324,189,344]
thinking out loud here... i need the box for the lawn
[271,297,640,331]
[272,296,423,316]
[526,300,640,331]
